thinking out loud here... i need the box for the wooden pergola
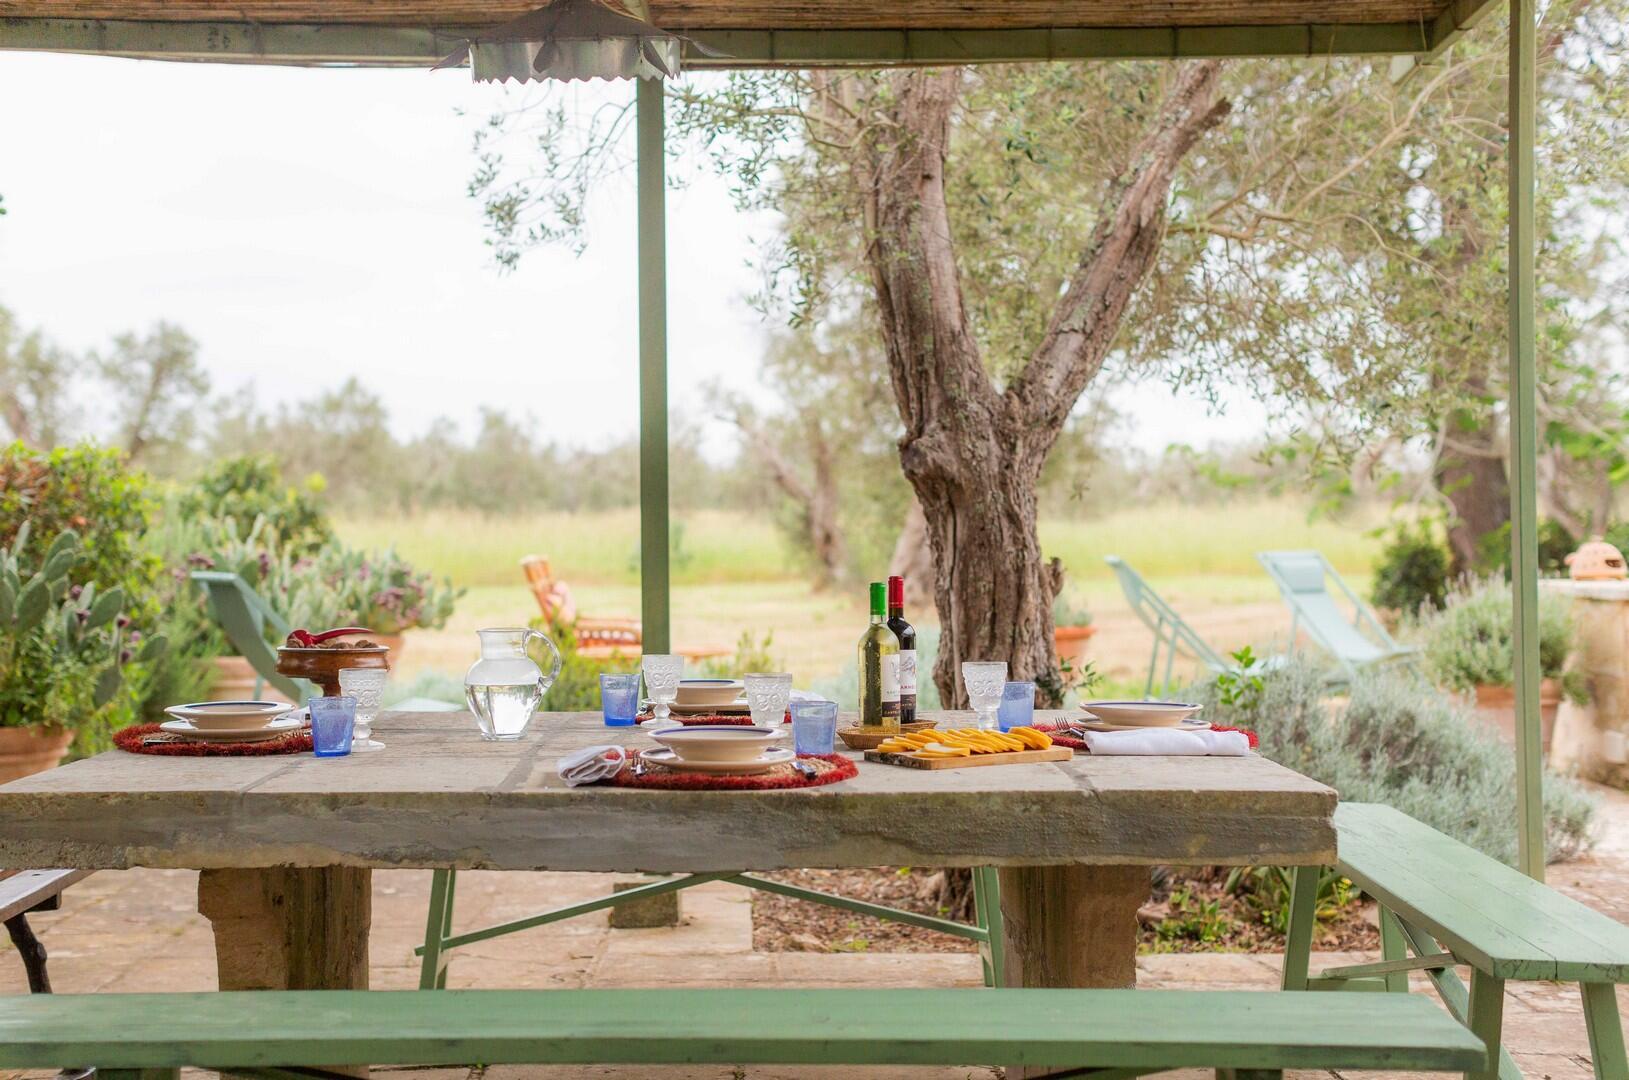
[0,0,1548,876]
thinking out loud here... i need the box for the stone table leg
[998,864,1150,1079]
[198,867,371,990]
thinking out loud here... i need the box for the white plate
[1077,717,1211,733]
[639,746,795,776]
[662,699,751,716]
[159,715,305,743]
[1081,701,1203,727]
[651,724,788,763]
[675,679,745,707]
[163,700,291,731]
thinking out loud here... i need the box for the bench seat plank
[1335,803,1629,981]
[0,869,91,922]
[0,988,1485,1073]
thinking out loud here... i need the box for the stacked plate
[667,678,749,716]
[642,724,791,775]
[1079,701,1206,732]
[161,701,304,744]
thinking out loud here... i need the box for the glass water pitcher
[464,627,562,740]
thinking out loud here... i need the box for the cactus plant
[0,524,166,731]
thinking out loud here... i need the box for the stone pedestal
[608,878,682,928]
[1542,579,1629,786]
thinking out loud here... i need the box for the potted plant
[0,525,165,781]
[319,546,463,659]
[1418,576,1582,752]
[1052,593,1096,663]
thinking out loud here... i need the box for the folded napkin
[557,745,628,786]
[1082,727,1251,757]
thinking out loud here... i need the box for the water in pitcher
[466,680,544,739]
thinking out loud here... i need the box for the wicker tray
[837,721,937,750]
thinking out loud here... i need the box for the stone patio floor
[6,783,1629,1080]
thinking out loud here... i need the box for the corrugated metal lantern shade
[434,0,686,82]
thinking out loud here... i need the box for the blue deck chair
[1256,550,1419,680]
[1105,556,1238,700]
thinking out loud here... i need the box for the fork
[792,760,818,780]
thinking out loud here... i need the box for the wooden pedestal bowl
[275,643,391,698]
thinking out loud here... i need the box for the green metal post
[1508,0,1544,880]
[637,78,671,654]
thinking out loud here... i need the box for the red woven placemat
[1034,721,1257,751]
[606,752,856,790]
[113,722,313,757]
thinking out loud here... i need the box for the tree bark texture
[858,64,1229,705]
[1435,373,1509,574]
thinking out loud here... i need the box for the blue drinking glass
[997,680,1036,732]
[790,699,840,755]
[600,672,641,727]
[309,695,357,757]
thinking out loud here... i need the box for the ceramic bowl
[275,643,390,698]
[163,700,292,731]
[650,724,787,763]
[675,679,745,707]
[1080,701,1203,728]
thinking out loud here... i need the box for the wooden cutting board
[863,746,1074,769]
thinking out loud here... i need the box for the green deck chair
[1106,555,1236,700]
[190,570,308,703]
[1256,550,1419,681]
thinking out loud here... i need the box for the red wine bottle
[886,575,917,724]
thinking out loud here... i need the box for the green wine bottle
[858,581,901,730]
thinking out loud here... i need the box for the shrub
[316,546,462,635]
[529,618,637,710]
[1370,522,1450,616]
[1416,576,1575,694]
[1053,593,1093,628]
[177,455,332,555]
[0,525,165,736]
[1194,657,1596,865]
[0,442,161,626]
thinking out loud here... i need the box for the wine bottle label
[881,654,900,717]
[898,649,918,697]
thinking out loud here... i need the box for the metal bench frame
[2,869,92,994]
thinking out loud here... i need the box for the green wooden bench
[1283,802,1629,1080]
[0,987,1485,1078]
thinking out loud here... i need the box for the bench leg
[5,912,51,993]
[972,866,1006,989]
[1466,969,1507,1080]
[1378,907,1409,992]
[418,868,458,990]
[1280,865,1318,991]
[1582,981,1628,1080]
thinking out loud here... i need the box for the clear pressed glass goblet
[743,672,794,729]
[338,666,388,752]
[961,660,1009,731]
[640,653,683,729]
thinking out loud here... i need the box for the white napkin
[1082,727,1250,757]
[557,745,628,786]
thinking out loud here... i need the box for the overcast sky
[0,51,1264,461]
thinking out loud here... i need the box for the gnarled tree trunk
[855,64,1229,706]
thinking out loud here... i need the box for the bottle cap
[887,575,905,608]
[869,581,886,615]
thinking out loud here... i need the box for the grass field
[354,498,1387,690]
[336,498,1387,591]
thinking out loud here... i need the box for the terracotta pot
[0,726,74,784]
[276,643,391,699]
[1470,679,1562,753]
[374,633,406,661]
[209,655,296,705]
[1054,624,1098,664]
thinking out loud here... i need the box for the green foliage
[529,617,638,711]
[315,546,463,635]
[1051,592,1093,628]
[1416,576,1575,693]
[1225,864,1355,935]
[177,455,332,554]
[1194,657,1596,866]
[1213,646,1268,711]
[0,441,161,626]
[1152,886,1231,948]
[0,524,166,733]
[1370,522,1452,617]
[1475,518,1580,578]
[699,631,782,678]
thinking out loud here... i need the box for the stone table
[0,710,1334,998]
